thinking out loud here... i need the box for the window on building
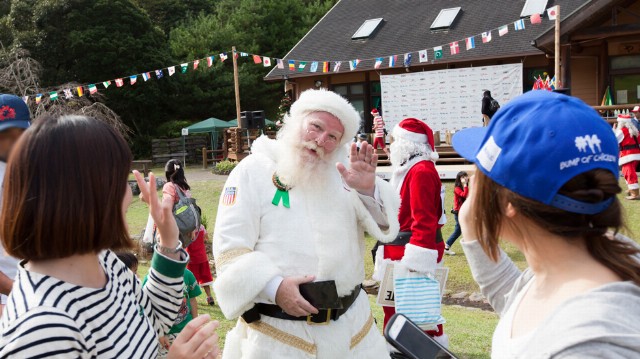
[430,7,461,30]
[332,83,366,132]
[352,18,384,39]
[520,0,548,18]
[610,55,640,104]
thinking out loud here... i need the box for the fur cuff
[401,243,438,273]
[213,251,281,319]
[353,177,400,243]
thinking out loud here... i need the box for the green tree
[133,0,216,36]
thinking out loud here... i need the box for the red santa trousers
[373,137,386,150]
[621,161,639,189]
[381,245,444,338]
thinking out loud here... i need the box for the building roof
[265,0,588,81]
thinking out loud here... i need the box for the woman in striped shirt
[0,115,219,358]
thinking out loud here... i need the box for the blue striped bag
[393,263,445,328]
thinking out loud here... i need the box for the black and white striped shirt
[0,250,186,358]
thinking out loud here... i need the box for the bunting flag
[449,41,460,55]
[49,91,58,101]
[403,53,412,67]
[130,75,138,85]
[263,57,271,67]
[115,78,124,87]
[233,51,239,59]
[77,86,84,97]
[36,94,42,104]
[349,59,360,71]
[333,61,342,72]
[276,59,284,69]
[482,31,492,43]
[103,80,111,88]
[549,76,556,90]
[207,56,215,67]
[168,66,176,76]
[239,52,248,57]
[309,61,318,72]
[466,36,476,50]
[180,63,188,73]
[434,46,443,59]
[601,86,613,106]
[298,61,307,71]
[499,25,509,36]
[142,72,150,81]
[389,55,397,67]
[374,57,383,69]
[64,89,73,98]
[322,61,329,73]
[530,13,542,24]
[193,60,199,70]
[514,19,525,31]
[288,60,296,71]
[253,55,262,64]
[547,6,558,20]
[220,53,228,62]
[155,70,164,79]
[419,49,428,63]
[88,84,97,94]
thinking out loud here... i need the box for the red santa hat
[392,118,439,161]
[632,106,639,113]
[618,114,633,122]
[371,108,379,115]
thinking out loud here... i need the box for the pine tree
[276,92,292,124]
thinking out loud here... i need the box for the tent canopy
[184,117,236,134]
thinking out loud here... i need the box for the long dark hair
[472,168,640,285]
[454,171,468,189]
[165,159,190,191]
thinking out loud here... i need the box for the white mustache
[302,141,325,158]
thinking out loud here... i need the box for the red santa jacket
[386,159,443,273]
[617,127,640,166]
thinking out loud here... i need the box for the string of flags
[24,6,559,104]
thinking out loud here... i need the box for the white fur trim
[628,183,639,190]
[213,251,281,319]
[619,153,640,166]
[289,89,360,146]
[351,177,400,243]
[433,333,449,348]
[400,243,439,273]
[393,125,428,144]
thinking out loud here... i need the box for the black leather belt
[242,285,361,325]
[620,145,639,151]
[386,231,412,246]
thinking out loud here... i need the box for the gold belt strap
[350,313,375,350]
[215,247,252,268]
[243,318,317,355]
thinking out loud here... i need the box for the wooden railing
[593,104,640,124]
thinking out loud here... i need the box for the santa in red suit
[379,118,447,348]
[614,113,640,200]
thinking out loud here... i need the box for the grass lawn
[128,169,640,358]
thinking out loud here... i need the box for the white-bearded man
[213,89,400,359]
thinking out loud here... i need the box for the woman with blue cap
[452,90,640,357]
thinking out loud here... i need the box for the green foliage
[200,212,209,230]
[213,160,236,175]
[133,0,216,36]
[155,119,192,138]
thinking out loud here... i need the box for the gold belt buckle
[306,309,331,325]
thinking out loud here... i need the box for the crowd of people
[0,87,639,358]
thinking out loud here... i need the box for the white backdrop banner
[380,63,523,136]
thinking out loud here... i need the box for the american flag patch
[222,187,238,206]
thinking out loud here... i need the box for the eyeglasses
[306,123,340,146]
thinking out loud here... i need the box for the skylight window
[352,18,384,39]
[430,7,462,30]
[520,0,548,17]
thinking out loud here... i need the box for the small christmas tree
[276,92,292,126]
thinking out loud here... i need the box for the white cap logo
[575,134,602,154]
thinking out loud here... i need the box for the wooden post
[202,147,207,169]
[232,46,243,128]
[554,6,561,89]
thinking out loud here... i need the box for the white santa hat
[392,118,439,161]
[288,89,360,146]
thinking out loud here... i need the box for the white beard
[390,137,430,168]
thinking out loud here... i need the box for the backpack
[490,98,500,113]
[172,184,201,247]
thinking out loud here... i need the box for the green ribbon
[272,189,290,208]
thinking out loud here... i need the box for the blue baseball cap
[452,90,618,215]
[0,94,31,132]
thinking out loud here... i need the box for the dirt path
[185,167,228,182]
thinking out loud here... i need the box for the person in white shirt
[0,94,31,314]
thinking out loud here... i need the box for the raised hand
[133,171,180,254]
[336,141,378,197]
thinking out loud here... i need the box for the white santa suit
[213,136,400,359]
